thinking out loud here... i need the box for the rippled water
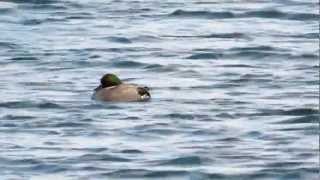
[0,0,319,179]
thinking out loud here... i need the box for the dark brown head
[95,73,122,90]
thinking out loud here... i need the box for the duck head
[95,73,122,90]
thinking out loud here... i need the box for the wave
[0,101,64,109]
[230,51,291,59]
[65,13,95,20]
[276,33,319,39]
[9,56,39,61]
[144,64,178,72]
[106,169,189,178]
[121,149,143,154]
[30,164,67,173]
[51,122,89,128]
[153,113,195,120]
[106,36,132,44]
[217,64,258,68]
[294,33,319,39]
[227,46,317,60]
[1,115,35,120]
[111,60,145,68]
[243,10,319,21]
[0,42,19,49]
[186,52,222,59]
[163,32,248,39]
[279,108,319,116]
[275,115,318,124]
[169,9,235,19]
[5,0,58,4]
[252,108,319,117]
[159,156,204,165]
[185,46,317,61]
[104,169,225,179]
[77,154,131,162]
[21,19,42,25]
[186,50,293,60]
[230,46,277,51]
[169,9,319,21]
[204,32,248,39]
[0,7,14,14]
[131,35,161,42]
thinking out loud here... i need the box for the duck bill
[94,85,102,91]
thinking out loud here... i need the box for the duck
[92,73,151,102]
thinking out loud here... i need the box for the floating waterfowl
[93,73,151,102]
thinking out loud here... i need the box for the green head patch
[100,73,122,88]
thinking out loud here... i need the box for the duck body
[93,84,150,102]
[93,73,151,102]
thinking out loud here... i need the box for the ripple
[244,10,287,18]
[244,10,319,21]
[21,19,42,25]
[0,7,14,14]
[105,169,192,178]
[231,46,277,51]
[229,51,291,59]
[104,169,152,178]
[52,122,89,128]
[169,9,319,21]
[82,103,121,110]
[76,154,131,162]
[275,115,319,124]
[107,36,132,44]
[143,63,178,72]
[131,35,161,42]
[226,45,293,59]
[9,158,41,165]
[9,56,39,61]
[217,64,258,68]
[0,101,64,109]
[164,32,248,39]
[215,112,235,119]
[145,170,189,178]
[38,102,63,109]
[30,163,67,173]
[279,33,319,39]
[0,42,19,49]
[65,13,95,20]
[69,147,108,153]
[111,60,145,68]
[294,33,319,39]
[186,52,222,59]
[298,54,319,59]
[154,113,194,120]
[1,115,35,120]
[169,9,235,19]
[278,108,318,116]
[159,156,203,166]
[202,32,248,39]
[121,149,143,154]
[140,128,179,135]
[8,0,57,4]
[22,3,68,11]
[240,108,319,117]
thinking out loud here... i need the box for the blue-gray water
[0,0,319,179]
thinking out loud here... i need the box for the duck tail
[137,87,151,97]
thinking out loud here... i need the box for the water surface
[0,0,319,179]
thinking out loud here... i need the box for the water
[0,0,319,179]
